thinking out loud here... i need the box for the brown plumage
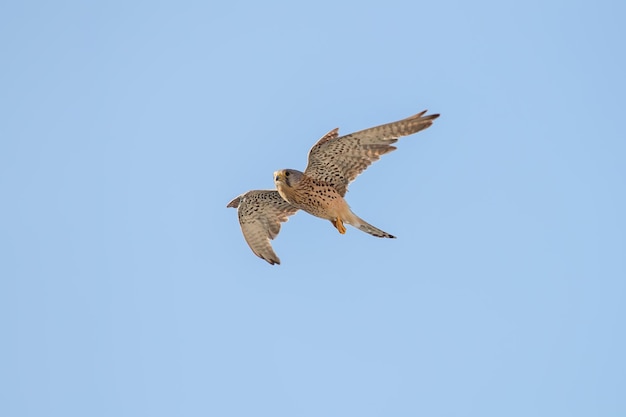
[226,190,298,265]
[227,110,440,264]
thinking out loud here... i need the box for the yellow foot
[333,217,346,234]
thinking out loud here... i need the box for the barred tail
[348,212,396,239]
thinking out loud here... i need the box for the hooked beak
[274,170,284,183]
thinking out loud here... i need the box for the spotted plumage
[226,190,298,265]
[228,110,440,264]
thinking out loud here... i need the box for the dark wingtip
[226,196,241,208]
[422,111,440,121]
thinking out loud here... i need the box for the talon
[333,217,346,234]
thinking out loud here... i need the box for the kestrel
[227,110,440,265]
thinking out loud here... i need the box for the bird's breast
[277,176,347,220]
[275,182,295,205]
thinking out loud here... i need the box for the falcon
[227,110,439,264]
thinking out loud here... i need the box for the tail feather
[347,212,395,238]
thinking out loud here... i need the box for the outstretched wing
[227,190,299,265]
[304,110,439,196]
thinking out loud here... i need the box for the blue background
[2,1,625,416]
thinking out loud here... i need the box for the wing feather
[227,190,299,265]
[304,110,439,196]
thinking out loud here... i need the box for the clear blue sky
[1,1,625,416]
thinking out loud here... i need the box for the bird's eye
[285,171,290,177]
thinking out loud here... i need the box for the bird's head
[274,169,303,188]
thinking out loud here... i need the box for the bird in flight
[227,110,440,265]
